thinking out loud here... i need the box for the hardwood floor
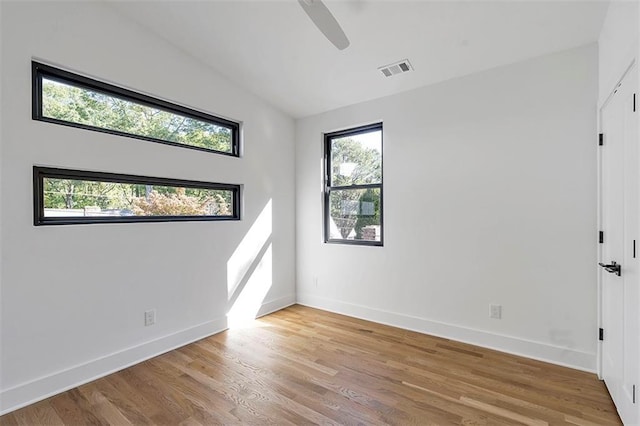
[1,305,621,425]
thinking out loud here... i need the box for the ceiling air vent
[378,59,413,77]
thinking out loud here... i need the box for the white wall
[296,44,598,371]
[598,0,638,104]
[0,1,296,413]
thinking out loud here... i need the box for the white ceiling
[109,0,609,118]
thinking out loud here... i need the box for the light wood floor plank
[1,305,621,425]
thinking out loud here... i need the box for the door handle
[599,261,621,276]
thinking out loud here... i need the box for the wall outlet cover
[490,305,502,319]
[144,309,156,326]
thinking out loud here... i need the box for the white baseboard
[297,293,596,373]
[0,294,295,415]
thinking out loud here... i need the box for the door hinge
[599,231,604,244]
[634,240,636,259]
[599,328,604,341]
[599,133,604,146]
[634,93,636,112]
[633,384,636,404]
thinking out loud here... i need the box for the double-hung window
[324,123,383,245]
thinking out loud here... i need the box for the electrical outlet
[490,304,502,319]
[144,309,156,326]
[314,276,318,288]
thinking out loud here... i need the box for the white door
[600,65,639,425]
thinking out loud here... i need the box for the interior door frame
[596,59,636,380]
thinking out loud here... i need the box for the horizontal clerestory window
[32,62,240,156]
[33,167,241,226]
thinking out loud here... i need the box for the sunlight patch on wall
[226,199,273,328]
[227,200,272,297]
[227,244,273,328]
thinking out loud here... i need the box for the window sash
[326,123,383,188]
[33,167,241,226]
[32,62,240,156]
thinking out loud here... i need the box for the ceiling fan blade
[298,0,350,50]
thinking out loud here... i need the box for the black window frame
[34,166,241,226]
[324,123,383,246]
[32,61,240,157]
